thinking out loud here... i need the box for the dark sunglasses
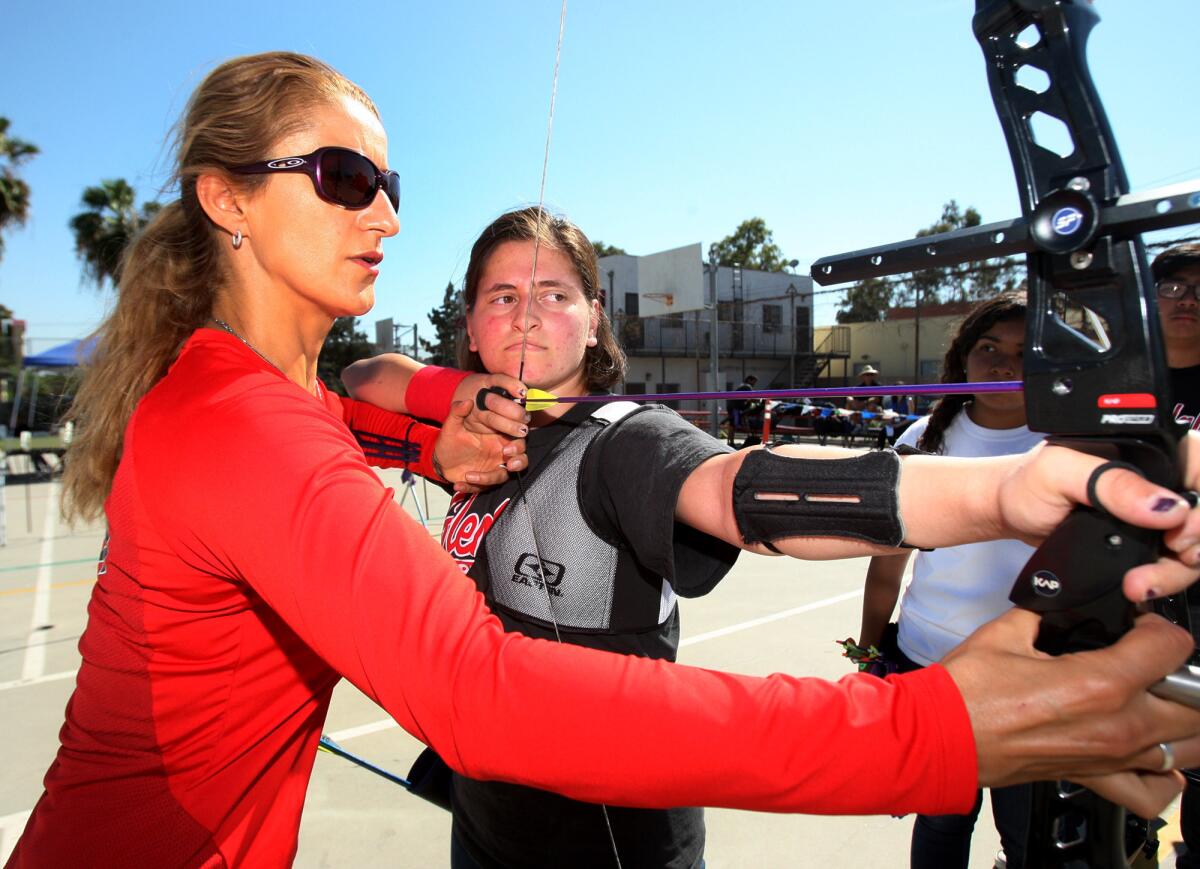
[1156,280,1200,301]
[230,146,400,212]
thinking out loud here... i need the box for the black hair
[1151,243,1200,282]
[917,291,1027,454]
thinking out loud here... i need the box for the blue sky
[3,1,1198,353]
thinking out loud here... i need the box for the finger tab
[475,385,513,411]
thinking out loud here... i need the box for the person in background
[858,293,1039,869]
[726,373,759,443]
[1153,243,1200,869]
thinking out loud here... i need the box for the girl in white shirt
[858,292,1035,869]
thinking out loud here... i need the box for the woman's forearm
[677,445,1010,559]
[342,353,424,412]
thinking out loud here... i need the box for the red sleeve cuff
[409,422,445,482]
[406,365,471,423]
[886,664,978,814]
[339,396,446,481]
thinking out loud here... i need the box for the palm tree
[69,179,160,288]
[0,117,39,262]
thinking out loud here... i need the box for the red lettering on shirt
[441,493,510,572]
[1173,402,1200,431]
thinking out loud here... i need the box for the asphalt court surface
[0,471,1187,867]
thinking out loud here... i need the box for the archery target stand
[397,470,429,528]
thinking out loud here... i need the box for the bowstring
[513,3,624,867]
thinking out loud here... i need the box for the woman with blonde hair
[10,51,1200,868]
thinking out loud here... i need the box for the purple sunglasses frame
[229,146,400,212]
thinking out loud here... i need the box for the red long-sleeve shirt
[7,329,976,868]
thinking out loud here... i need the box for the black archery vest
[459,401,681,654]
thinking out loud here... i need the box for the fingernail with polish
[1152,497,1183,513]
[1145,587,1161,601]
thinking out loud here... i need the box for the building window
[762,304,782,333]
[624,292,639,318]
[655,383,680,410]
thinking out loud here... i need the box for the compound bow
[812,3,1200,866]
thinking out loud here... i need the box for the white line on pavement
[680,588,863,648]
[21,482,61,682]
[327,718,401,743]
[0,669,77,693]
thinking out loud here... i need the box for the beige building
[813,301,975,388]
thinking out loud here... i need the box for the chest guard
[481,401,678,634]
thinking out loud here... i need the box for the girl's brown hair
[917,290,1027,454]
[458,206,626,391]
[63,52,378,522]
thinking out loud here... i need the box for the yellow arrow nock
[523,388,559,412]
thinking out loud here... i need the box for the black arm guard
[731,448,905,548]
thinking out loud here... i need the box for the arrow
[521,380,1023,412]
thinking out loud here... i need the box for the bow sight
[812,2,1200,867]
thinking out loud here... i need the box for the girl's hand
[453,372,531,440]
[995,431,1200,600]
[433,399,528,494]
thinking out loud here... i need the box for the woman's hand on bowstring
[454,372,531,439]
[991,430,1200,600]
[942,608,1200,818]
[433,381,529,493]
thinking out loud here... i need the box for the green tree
[708,218,788,272]
[420,281,463,367]
[318,317,376,396]
[69,179,161,288]
[0,118,39,262]
[0,303,18,412]
[592,240,627,258]
[836,275,894,324]
[0,303,15,368]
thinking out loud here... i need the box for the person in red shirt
[9,51,1200,869]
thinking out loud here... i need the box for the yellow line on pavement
[0,577,94,597]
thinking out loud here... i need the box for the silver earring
[231,230,243,250]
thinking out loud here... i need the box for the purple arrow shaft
[551,380,1022,405]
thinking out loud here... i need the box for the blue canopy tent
[23,337,97,368]
[9,336,97,433]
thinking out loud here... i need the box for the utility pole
[913,283,922,383]
[786,279,798,386]
[708,251,721,437]
[395,323,419,359]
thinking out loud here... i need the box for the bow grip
[1008,507,1154,654]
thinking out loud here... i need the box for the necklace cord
[209,318,322,399]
